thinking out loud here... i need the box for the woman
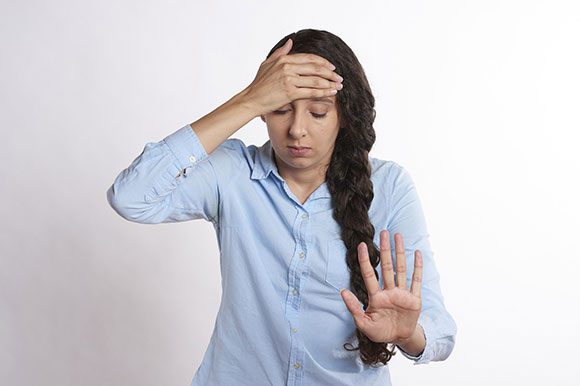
[107,29,457,386]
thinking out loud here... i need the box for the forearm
[395,323,426,357]
[189,87,258,155]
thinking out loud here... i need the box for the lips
[288,146,311,156]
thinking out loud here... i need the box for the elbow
[436,320,458,362]
[106,184,134,221]
[106,184,152,223]
[438,334,456,361]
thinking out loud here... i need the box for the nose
[288,109,307,138]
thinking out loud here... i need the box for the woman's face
[261,96,341,180]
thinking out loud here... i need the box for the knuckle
[282,63,291,73]
[362,269,375,279]
[307,53,319,62]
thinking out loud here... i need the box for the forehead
[293,96,336,105]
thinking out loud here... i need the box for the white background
[1,1,579,385]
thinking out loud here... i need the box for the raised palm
[340,230,423,344]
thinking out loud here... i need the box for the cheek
[266,122,284,139]
[270,129,286,143]
[266,128,288,153]
[319,122,340,141]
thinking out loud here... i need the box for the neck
[272,151,328,191]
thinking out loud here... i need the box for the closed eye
[272,110,327,119]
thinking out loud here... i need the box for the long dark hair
[266,29,396,366]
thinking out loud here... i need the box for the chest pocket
[325,238,351,291]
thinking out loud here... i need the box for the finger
[358,242,381,297]
[266,38,293,63]
[340,288,367,329]
[288,62,343,83]
[293,75,342,91]
[395,233,407,289]
[380,230,395,290]
[284,52,336,70]
[410,250,423,298]
[292,87,339,100]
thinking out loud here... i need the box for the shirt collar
[251,140,331,200]
[251,140,278,180]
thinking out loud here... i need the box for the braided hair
[266,29,396,366]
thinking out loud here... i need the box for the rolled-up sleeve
[106,124,239,224]
[386,163,457,365]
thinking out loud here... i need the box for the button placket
[286,208,309,385]
[298,212,308,262]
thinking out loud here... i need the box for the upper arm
[107,124,243,224]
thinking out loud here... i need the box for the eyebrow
[308,97,335,105]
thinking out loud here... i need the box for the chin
[282,157,311,169]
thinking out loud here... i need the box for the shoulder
[207,137,259,169]
[369,156,417,198]
[369,156,411,184]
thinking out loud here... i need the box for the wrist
[394,324,419,345]
[232,86,261,118]
[394,324,426,357]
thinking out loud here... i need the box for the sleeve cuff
[162,124,209,170]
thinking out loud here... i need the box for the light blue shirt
[107,124,457,386]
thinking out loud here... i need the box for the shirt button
[299,252,305,259]
[294,362,301,369]
[301,213,308,219]
[292,288,298,296]
[292,328,298,333]
[189,155,196,163]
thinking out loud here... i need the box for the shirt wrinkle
[106,123,457,386]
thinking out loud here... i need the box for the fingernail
[329,63,336,70]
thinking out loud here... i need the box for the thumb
[267,38,293,62]
[341,289,366,323]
